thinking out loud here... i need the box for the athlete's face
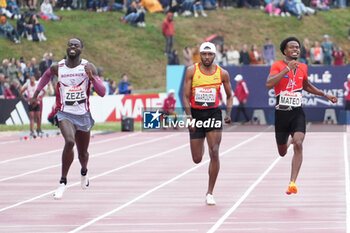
[66,39,82,59]
[200,52,215,67]
[285,41,300,60]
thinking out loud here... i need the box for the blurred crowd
[0,53,134,99]
[168,34,350,66]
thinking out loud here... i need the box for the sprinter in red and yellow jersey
[266,37,337,195]
[183,42,233,205]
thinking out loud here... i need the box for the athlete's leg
[35,110,41,132]
[29,111,35,133]
[75,130,91,173]
[59,120,76,182]
[290,132,305,182]
[277,136,293,157]
[205,130,222,195]
[190,138,205,164]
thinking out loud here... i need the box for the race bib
[63,85,87,106]
[195,87,216,107]
[279,91,302,107]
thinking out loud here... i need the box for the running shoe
[285,181,298,195]
[81,173,89,190]
[53,183,66,200]
[206,194,216,205]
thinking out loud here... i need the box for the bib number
[64,85,87,106]
[279,91,302,108]
[195,87,216,107]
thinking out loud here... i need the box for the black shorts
[28,103,41,112]
[275,107,306,145]
[345,101,350,110]
[189,107,222,139]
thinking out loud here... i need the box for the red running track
[0,125,349,233]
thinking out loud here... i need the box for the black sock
[59,177,67,185]
[81,169,88,176]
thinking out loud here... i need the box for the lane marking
[0,134,175,182]
[344,132,350,233]
[0,132,141,165]
[68,128,270,233]
[0,142,188,213]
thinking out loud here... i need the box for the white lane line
[0,142,188,213]
[0,132,141,165]
[344,132,350,233]
[207,157,281,233]
[68,129,269,233]
[207,125,309,233]
[0,134,174,182]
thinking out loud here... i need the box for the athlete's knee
[78,151,89,158]
[64,138,75,150]
[209,145,219,158]
[278,147,287,157]
[293,139,303,151]
[192,155,202,164]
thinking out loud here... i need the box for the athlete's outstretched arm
[85,63,106,97]
[303,79,338,103]
[183,66,194,118]
[266,60,298,89]
[221,69,233,123]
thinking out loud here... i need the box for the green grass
[0,8,349,89]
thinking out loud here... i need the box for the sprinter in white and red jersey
[32,38,106,200]
[20,74,46,138]
[183,42,233,205]
[266,37,337,196]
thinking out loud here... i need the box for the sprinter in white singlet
[32,38,106,200]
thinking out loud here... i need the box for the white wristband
[286,66,291,72]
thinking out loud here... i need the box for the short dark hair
[280,37,300,55]
[69,38,84,48]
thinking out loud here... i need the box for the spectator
[109,80,117,95]
[249,44,262,65]
[233,74,249,122]
[300,38,310,64]
[192,43,201,64]
[96,67,110,95]
[58,0,72,10]
[27,13,47,41]
[8,0,21,19]
[0,16,20,43]
[332,46,345,66]
[181,0,193,16]
[168,49,180,65]
[183,46,193,66]
[0,0,13,18]
[239,44,250,65]
[226,44,240,66]
[4,82,16,99]
[0,73,5,99]
[17,13,30,40]
[122,1,146,27]
[0,58,9,78]
[39,53,50,75]
[345,74,350,110]
[10,80,21,97]
[285,0,302,19]
[40,0,61,21]
[310,40,323,64]
[117,73,133,94]
[162,89,177,126]
[214,44,224,65]
[262,37,275,66]
[313,0,329,10]
[8,57,19,83]
[162,12,174,56]
[265,0,281,16]
[295,0,316,16]
[193,0,207,17]
[321,34,333,65]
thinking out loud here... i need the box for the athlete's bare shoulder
[220,66,230,81]
[185,64,196,77]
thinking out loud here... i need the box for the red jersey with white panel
[269,60,308,110]
[56,59,91,115]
